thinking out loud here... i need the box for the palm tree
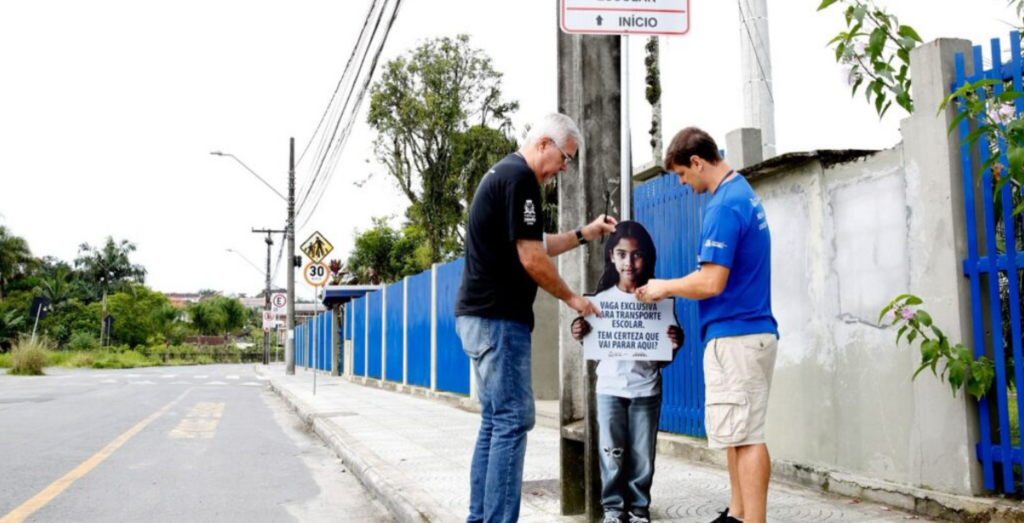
[0,226,34,301]
[36,267,74,308]
[74,237,147,344]
[154,304,181,361]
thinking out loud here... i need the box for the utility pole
[286,138,297,375]
[739,0,777,159]
[254,228,285,365]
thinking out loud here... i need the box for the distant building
[166,293,202,309]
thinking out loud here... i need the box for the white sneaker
[629,515,651,523]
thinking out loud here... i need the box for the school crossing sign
[560,0,690,36]
[300,231,333,263]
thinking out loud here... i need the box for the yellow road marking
[169,402,224,439]
[0,389,192,523]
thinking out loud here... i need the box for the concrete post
[558,11,623,518]
[331,305,341,377]
[430,263,438,392]
[403,277,409,386]
[739,0,776,159]
[901,38,980,495]
[725,128,764,171]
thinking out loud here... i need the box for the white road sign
[271,293,287,314]
[560,0,690,36]
[303,261,330,288]
[262,310,275,331]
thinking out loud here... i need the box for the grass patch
[89,350,158,370]
[0,353,10,369]
[9,336,53,376]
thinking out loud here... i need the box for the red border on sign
[560,0,691,35]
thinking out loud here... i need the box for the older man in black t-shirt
[455,113,616,523]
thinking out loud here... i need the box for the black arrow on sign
[596,15,603,26]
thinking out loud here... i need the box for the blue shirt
[697,174,778,345]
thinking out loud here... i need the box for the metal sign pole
[621,34,631,221]
[313,285,318,395]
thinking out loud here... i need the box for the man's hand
[571,317,591,343]
[636,279,672,303]
[583,214,618,241]
[567,294,601,317]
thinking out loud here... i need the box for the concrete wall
[745,38,979,496]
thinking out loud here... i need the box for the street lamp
[212,140,297,375]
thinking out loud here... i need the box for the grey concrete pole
[286,138,296,375]
[557,9,623,519]
[739,0,776,159]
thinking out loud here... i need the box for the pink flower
[900,308,915,320]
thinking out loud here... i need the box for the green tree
[367,34,519,263]
[105,285,170,348]
[187,301,225,337]
[153,304,183,360]
[74,237,146,342]
[0,309,26,351]
[346,218,428,285]
[0,225,35,302]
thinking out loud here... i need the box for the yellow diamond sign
[301,231,333,263]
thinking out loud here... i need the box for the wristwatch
[575,228,588,245]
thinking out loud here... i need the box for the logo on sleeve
[704,239,727,249]
[524,200,537,225]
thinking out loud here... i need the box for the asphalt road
[0,363,393,523]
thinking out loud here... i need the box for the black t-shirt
[455,153,544,330]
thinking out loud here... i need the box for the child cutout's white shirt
[594,286,662,399]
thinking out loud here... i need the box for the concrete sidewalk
[259,365,922,523]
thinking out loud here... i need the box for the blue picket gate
[367,291,383,379]
[954,31,1024,495]
[386,281,405,383]
[353,296,366,377]
[407,271,433,387]
[634,174,709,438]
[436,258,470,395]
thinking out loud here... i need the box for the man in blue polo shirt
[636,127,778,523]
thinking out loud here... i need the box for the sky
[0,0,1018,297]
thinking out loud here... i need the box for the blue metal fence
[367,291,384,379]
[954,31,1024,494]
[407,272,432,387]
[353,296,366,377]
[635,174,709,438]
[436,258,469,395]
[386,281,405,383]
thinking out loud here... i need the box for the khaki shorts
[703,333,778,449]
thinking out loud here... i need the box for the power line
[296,0,391,217]
[297,0,404,231]
[296,0,380,169]
[298,0,404,232]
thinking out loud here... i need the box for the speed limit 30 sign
[303,261,330,287]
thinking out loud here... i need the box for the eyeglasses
[551,139,575,165]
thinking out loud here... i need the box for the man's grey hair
[524,113,584,149]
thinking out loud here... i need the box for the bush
[10,336,53,376]
[63,351,96,368]
[90,350,156,369]
[0,353,10,368]
[67,331,101,351]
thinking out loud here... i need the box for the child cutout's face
[611,237,645,291]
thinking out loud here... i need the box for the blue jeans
[597,394,662,519]
[456,316,536,523]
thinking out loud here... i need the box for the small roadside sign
[271,292,287,314]
[560,0,690,36]
[301,231,333,263]
[303,261,330,288]
[262,310,275,331]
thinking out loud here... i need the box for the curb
[260,369,461,523]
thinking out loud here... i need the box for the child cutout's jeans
[597,393,662,520]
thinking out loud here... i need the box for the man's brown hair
[663,127,722,171]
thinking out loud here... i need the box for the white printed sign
[583,288,676,361]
